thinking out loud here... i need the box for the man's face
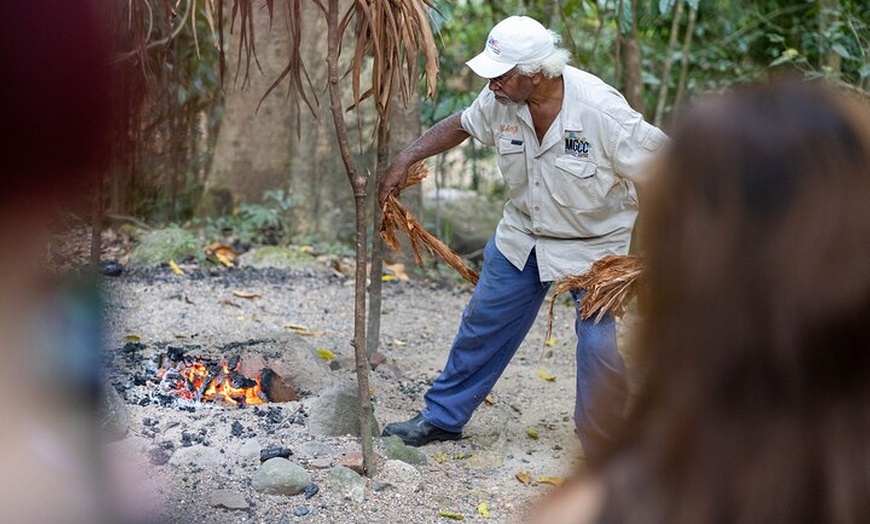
[488,67,530,105]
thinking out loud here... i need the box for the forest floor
[61,226,641,524]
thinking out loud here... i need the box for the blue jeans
[422,236,628,457]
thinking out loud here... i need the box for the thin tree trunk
[620,0,644,114]
[614,0,623,86]
[367,118,389,358]
[674,5,697,110]
[654,0,684,126]
[819,0,842,77]
[325,0,375,477]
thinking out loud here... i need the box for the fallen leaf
[392,339,407,347]
[484,395,496,406]
[220,299,241,308]
[299,245,314,254]
[384,262,410,281]
[215,250,235,268]
[433,451,448,463]
[437,510,464,520]
[123,334,141,342]
[169,259,184,276]
[537,368,557,382]
[536,476,567,487]
[316,348,336,360]
[381,275,397,282]
[477,502,490,518]
[232,290,261,299]
[515,472,532,485]
[452,452,472,460]
[527,427,539,440]
[545,337,557,347]
[283,322,308,331]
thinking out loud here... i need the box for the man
[378,15,666,460]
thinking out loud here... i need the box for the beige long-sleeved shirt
[461,66,666,281]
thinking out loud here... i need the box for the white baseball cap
[466,16,555,79]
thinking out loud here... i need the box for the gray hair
[517,30,570,78]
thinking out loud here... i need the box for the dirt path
[102,265,637,524]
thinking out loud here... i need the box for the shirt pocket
[550,156,609,212]
[497,137,526,189]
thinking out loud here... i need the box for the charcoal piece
[230,373,257,390]
[260,446,293,462]
[166,347,185,362]
[231,421,244,437]
[100,261,124,277]
[122,342,145,354]
[227,355,241,371]
[302,483,319,499]
[148,447,172,466]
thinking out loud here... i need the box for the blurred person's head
[0,1,110,212]
[602,77,870,524]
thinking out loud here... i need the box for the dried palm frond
[380,162,479,285]
[546,255,644,340]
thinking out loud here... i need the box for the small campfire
[153,347,295,408]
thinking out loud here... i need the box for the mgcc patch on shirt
[564,131,591,158]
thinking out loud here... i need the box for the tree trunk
[325,0,375,477]
[674,5,697,111]
[619,0,645,115]
[654,0,685,126]
[819,0,842,77]
[200,1,371,244]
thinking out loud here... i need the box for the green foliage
[202,190,300,247]
[129,227,203,267]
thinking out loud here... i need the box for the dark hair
[600,78,870,524]
[0,1,110,208]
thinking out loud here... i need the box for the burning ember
[157,349,265,407]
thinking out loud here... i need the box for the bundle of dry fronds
[547,255,644,338]
[380,162,479,285]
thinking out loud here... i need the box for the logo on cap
[487,36,501,55]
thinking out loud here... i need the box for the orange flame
[160,359,265,406]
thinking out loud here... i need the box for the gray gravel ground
[101,263,638,524]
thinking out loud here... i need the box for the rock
[168,445,223,468]
[148,446,172,466]
[326,465,365,503]
[338,452,364,475]
[377,460,422,494]
[296,441,333,460]
[237,246,322,270]
[239,438,261,463]
[209,489,249,510]
[307,382,380,438]
[381,435,427,466]
[251,458,311,496]
[236,333,334,398]
[100,385,130,441]
[129,227,201,267]
[307,457,333,469]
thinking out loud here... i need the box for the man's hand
[378,157,411,205]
